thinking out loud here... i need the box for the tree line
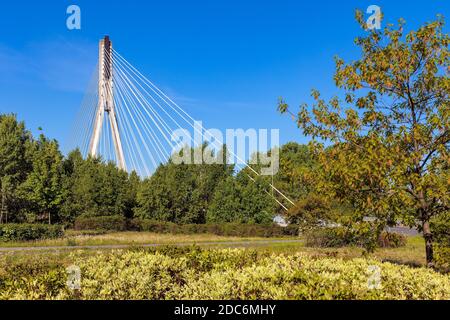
[0,113,314,225]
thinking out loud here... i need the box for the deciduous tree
[0,114,32,223]
[279,14,449,266]
[20,135,63,224]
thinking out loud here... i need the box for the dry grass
[0,231,291,248]
[70,231,278,246]
[0,231,427,269]
[256,235,426,268]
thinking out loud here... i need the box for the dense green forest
[0,113,314,226]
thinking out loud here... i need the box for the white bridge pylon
[89,36,126,171]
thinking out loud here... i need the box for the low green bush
[74,216,126,231]
[0,224,64,242]
[130,219,299,237]
[1,248,449,300]
[431,213,450,273]
[377,231,407,248]
[305,227,357,247]
[305,227,407,249]
[73,216,298,237]
[434,245,450,273]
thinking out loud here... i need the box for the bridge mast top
[100,35,113,112]
[89,36,126,171]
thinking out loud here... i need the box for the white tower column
[89,36,126,171]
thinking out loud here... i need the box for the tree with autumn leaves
[279,12,449,267]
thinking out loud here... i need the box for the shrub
[431,213,450,273]
[286,194,332,227]
[129,219,179,234]
[0,224,63,242]
[434,246,450,273]
[73,217,299,238]
[1,248,449,300]
[131,219,299,238]
[305,227,407,249]
[74,216,126,231]
[305,227,358,247]
[377,231,407,248]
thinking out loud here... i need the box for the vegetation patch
[74,216,127,232]
[0,224,63,242]
[305,228,407,249]
[431,213,450,273]
[131,219,299,237]
[0,247,448,300]
[72,216,299,238]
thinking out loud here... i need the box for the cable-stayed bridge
[69,36,294,210]
[71,36,200,177]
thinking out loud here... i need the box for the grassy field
[0,230,294,248]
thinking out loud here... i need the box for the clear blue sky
[0,0,447,154]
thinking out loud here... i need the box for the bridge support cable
[110,54,174,162]
[114,69,159,172]
[71,37,296,210]
[114,71,153,175]
[107,50,177,172]
[68,65,99,157]
[111,49,295,207]
[114,61,168,169]
[113,59,179,151]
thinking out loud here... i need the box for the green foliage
[236,142,318,214]
[238,177,276,224]
[74,216,127,231]
[206,177,242,223]
[431,212,450,246]
[0,114,310,227]
[0,114,318,227]
[0,115,140,225]
[305,227,360,248]
[135,144,239,224]
[272,142,318,210]
[376,232,408,248]
[434,246,450,273]
[19,135,63,224]
[60,150,138,222]
[431,212,450,272]
[0,114,32,223]
[131,219,299,237]
[286,193,334,229]
[1,248,449,300]
[0,224,63,242]
[279,14,449,266]
[305,228,407,249]
[207,176,275,224]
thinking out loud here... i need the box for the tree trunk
[422,219,434,268]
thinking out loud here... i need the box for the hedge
[74,216,127,231]
[73,216,299,237]
[131,219,299,237]
[0,224,64,242]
